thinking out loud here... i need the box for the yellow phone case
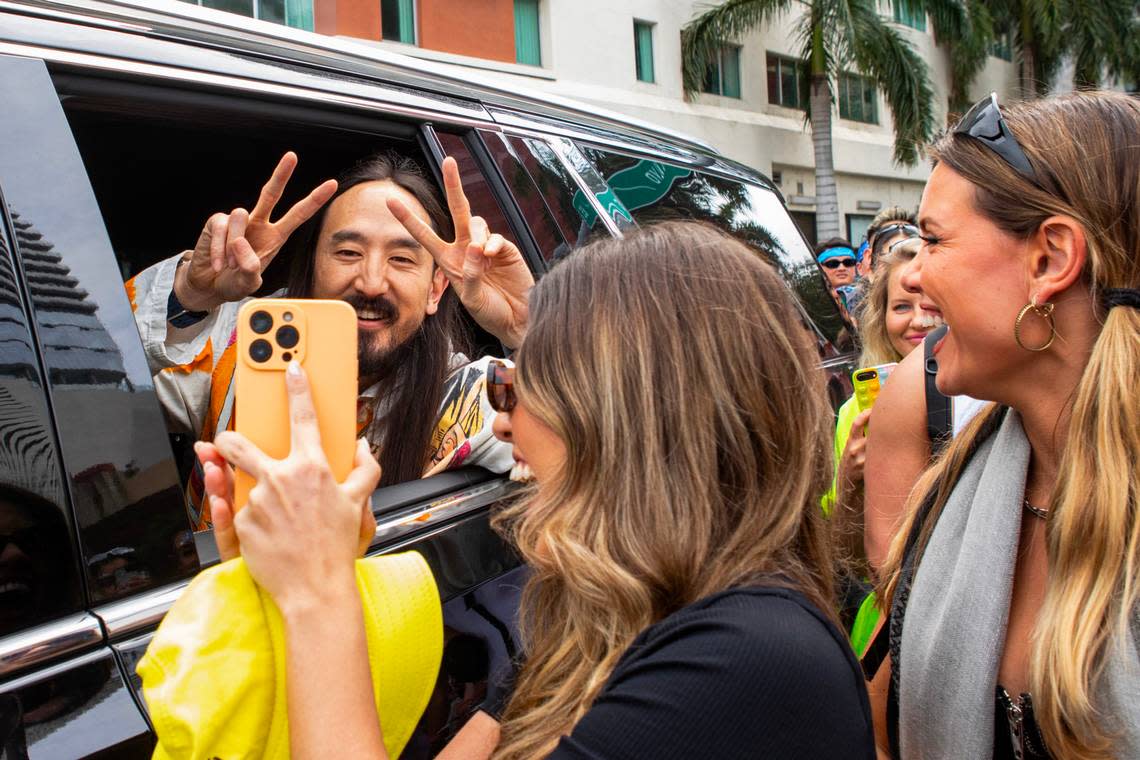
[234,299,358,512]
[852,367,883,412]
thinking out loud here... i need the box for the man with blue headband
[815,237,860,318]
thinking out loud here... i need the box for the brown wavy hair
[492,221,837,759]
[879,91,1140,759]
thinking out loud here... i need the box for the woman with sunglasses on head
[198,220,876,759]
[863,212,918,279]
[871,91,1140,760]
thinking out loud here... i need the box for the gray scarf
[899,409,1140,759]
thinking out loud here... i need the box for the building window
[766,53,806,109]
[838,72,878,124]
[701,46,742,98]
[515,0,542,66]
[990,31,1013,61]
[846,214,875,245]
[892,2,926,31]
[634,21,655,83]
[381,0,415,44]
[182,0,314,30]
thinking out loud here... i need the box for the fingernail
[203,461,214,474]
[287,360,301,376]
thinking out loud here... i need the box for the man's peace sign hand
[175,152,338,312]
[386,157,534,349]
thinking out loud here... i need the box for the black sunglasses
[953,93,1038,184]
[822,258,857,269]
[487,359,516,413]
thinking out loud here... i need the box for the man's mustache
[343,295,398,321]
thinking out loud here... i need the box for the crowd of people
[135,88,1139,759]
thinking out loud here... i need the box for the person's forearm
[280,576,387,760]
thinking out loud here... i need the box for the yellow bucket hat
[137,551,442,759]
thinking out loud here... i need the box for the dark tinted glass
[503,136,610,256]
[579,146,848,346]
[479,130,569,262]
[0,58,194,605]
[0,213,84,637]
[434,132,516,252]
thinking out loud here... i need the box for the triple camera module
[248,309,301,364]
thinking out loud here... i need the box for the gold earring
[1014,297,1056,352]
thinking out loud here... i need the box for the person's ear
[1028,215,1087,304]
[425,265,449,315]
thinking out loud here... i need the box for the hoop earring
[1014,298,1056,352]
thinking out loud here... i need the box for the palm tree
[1064,0,1139,90]
[682,0,953,241]
[945,0,1139,104]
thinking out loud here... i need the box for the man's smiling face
[310,180,448,379]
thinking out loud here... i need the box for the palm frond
[945,0,992,114]
[847,0,936,165]
[681,0,796,98]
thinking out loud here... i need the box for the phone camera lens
[276,325,300,349]
[249,339,272,363]
[250,310,273,334]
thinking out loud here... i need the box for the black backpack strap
[924,325,953,456]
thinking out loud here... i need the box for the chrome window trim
[371,478,519,547]
[490,107,717,163]
[81,478,518,641]
[0,613,104,680]
[539,136,624,239]
[0,40,493,129]
[95,582,189,641]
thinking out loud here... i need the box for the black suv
[0,2,854,756]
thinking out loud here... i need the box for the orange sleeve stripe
[124,277,138,312]
[202,342,237,440]
[159,338,213,376]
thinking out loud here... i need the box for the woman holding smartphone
[199,221,875,759]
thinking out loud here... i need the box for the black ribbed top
[549,586,876,759]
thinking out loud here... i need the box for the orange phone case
[234,298,358,512]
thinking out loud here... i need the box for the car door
[0,52,159,759]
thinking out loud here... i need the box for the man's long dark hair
[286,152,471,486]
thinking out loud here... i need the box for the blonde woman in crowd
[201,221,876,759]
[873,91,1140,759]
[827,237,932,650]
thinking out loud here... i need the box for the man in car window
[125,152,532,529]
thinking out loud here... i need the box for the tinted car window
[0,60,196,606]
[580,146,847,347]
[0,219,84,637]
[501,136,610,256]
[479,130,569,263]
